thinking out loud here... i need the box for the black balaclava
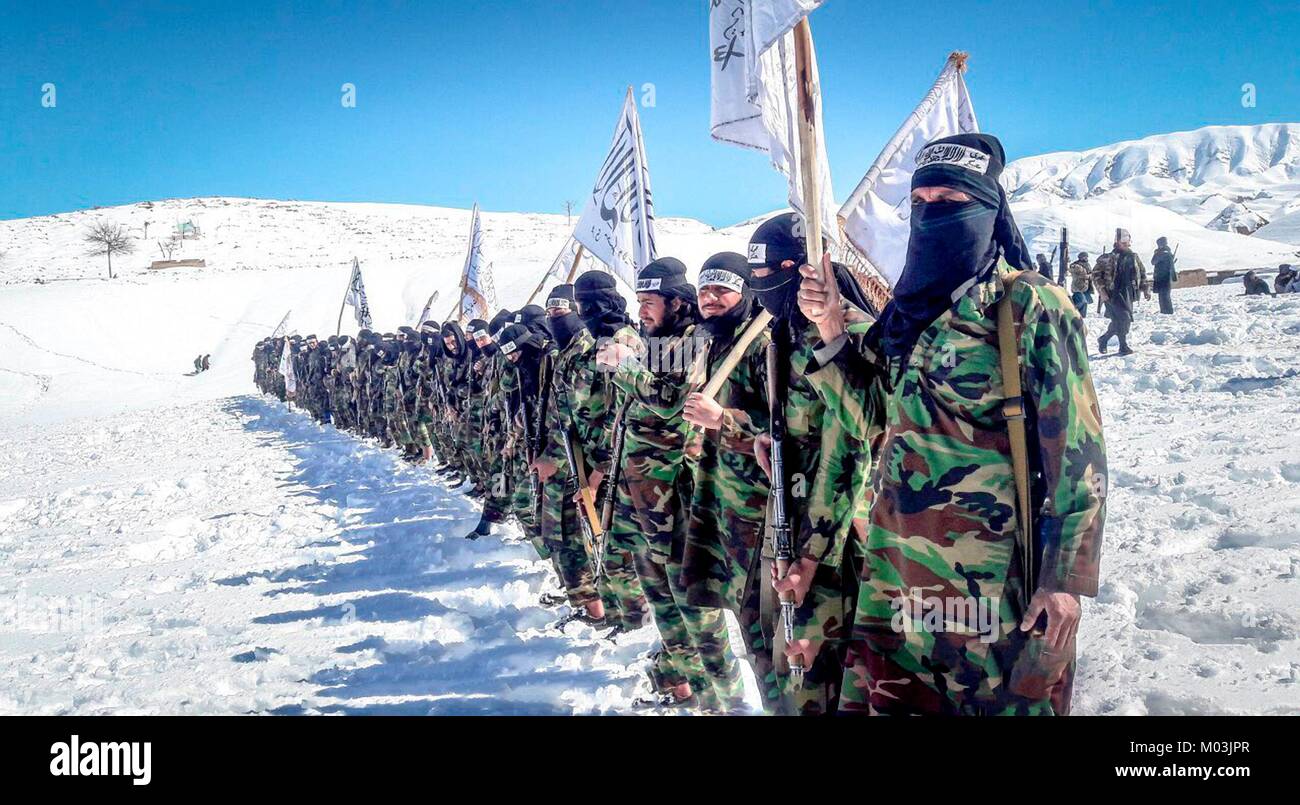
[696,251,754,340]
[420,321,443,356]
[746,212,806,320]
[489,309,513,337]
[464,318,488,359]
[747,212,875,337]
[498,323,545,400]
[876,132,1032,360]
[516,305,551,341]
[544,284,583,350]
[636,257,698,337]
[574,270,634,338]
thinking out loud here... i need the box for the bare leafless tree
[564,200,576,226]
[83,220,136,279]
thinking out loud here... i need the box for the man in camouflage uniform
[1099,229,1144,355]
[379,341,415,448]
[530,285,615,626]
[797,133,1106,716]
[596,258,742,711]
[744,214,872,716]
[501,307,553,546]
[677,252,782,712]
[465,311,516,538]
[497,320,550,553]
[571,273,651,636]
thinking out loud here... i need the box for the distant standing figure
[1035,252,1054,280]
[202,354,211,372]
[1274,264,1296,295]
[1152,236,1177,315]
[193,355,203,373]
[1069,251,1094,317]
[1098,229,1143,356]
[1243,271,1274,296]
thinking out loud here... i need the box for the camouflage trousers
[412,412,433,449]
[597,519,649,633]
[539,474,600,609]
[507,449,544,556]
[768,546,861,716]
[330,383,354,430]
[613,459,743,710]
[633,550,745,711]
[386,407,415,447]
[480,430,512,523]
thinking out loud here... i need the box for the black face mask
[546,312,583,350]
[878,199,999,360]
[749,268,800,321]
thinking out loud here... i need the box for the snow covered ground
[1073,286,1300,715]
[1,282,1296,715]
[0,395,664,715]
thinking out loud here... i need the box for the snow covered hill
[1003,124,1300,270]
[1255,209,1300,247]
[1002,123,1300,225]
[0,198,762,428]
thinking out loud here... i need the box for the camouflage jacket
[1068,259,1092,295]
[542,329,614,476]
[806,264,1106,599]
[680,315,773,610]
[608,321,695,466]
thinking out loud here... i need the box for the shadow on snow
[220,395,627,715]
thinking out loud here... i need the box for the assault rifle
[600,399,632,536]
[766,341,803,683]
[528,352,556,524]
[561,424,605,578]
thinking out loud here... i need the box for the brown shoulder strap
[996,271,1036,603]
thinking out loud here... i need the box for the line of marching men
[253,135,1109,717]
[250,219,857,714]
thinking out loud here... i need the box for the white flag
[747,0,828,55]
[270,309,292,338]
[544,237,600,287]
[572,89,657,289]
[838,52,979,286]
[343,258,373,329]
[709,0,837,245]
[415,290,440,327]
[279,339,297,397]
[457,204,498,321]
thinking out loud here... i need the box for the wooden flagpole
[524,243,586,307]
[700,18,826,400]
[336,257,357,336]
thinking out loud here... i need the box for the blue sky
[2,0,1297,225]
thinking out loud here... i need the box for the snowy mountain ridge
[1002,123,1300,233]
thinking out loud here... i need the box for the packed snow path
[0,396,653,714]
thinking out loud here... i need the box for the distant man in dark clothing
[1036,252,1054,280]
[1152,237,1177,315]
[1274,264,1296,295]
[1098,229,1143,355]
[1243,271,1274,297]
